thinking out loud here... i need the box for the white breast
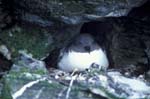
[58,49,109,72]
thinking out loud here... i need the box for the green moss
[32,69,47,75]
[39,81,62,89]
[0,78,12,99]
[0,26,52,59]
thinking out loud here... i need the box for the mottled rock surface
[1,52,149,99]
[12,0,146,26]
[0,0,150,99]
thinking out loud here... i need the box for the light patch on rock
[108,72,150,92]
[21,72,42,79]
[18,50,47,72]
[12,77,46,99]
[84,14,103,20]
[0,45,11,60]
[9,31,13,37]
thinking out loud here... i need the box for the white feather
[58,48,109,72]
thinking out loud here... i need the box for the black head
[68,34,100,53]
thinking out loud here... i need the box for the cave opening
[79,0,150,74]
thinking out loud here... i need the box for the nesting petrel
[58,33,109,72]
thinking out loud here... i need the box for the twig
[34,87,45,99]
[65,69,78,99]
[57,87,68,99]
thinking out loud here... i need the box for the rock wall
[0,0,149,76]
[80,17,150,76]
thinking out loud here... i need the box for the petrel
[58,33,109,72]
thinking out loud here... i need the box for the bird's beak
[84,46,91,53]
